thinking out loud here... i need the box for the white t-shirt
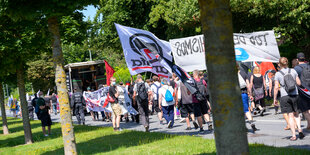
[159,85,175,106]
[117,86,125,103]
[150,81,161,100]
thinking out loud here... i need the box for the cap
[87,87,91,91]
[297,52,305,60]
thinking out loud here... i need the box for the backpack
[238,72,247,89]
[197,79,208,98]
[164,87,174,102]
[137,82,148,101]
[299,64,310,89]
[152,83,161,100]
[279,69,296,93]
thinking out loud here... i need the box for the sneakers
[180,118,186,123]
[145,126,149,132]
[199,128,204,134]
[44,134,49,137]
[167,121,172,128]
[185,127,191,130]
[160,120,164,125]
[193,121,199,129]
[251,124,257,132]
[208,124,213,131]
[299,132,305,139]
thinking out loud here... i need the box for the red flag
[104,60,115,86]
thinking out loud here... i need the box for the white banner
[234,30,280,62]
[170,30,280,72]
[115,23,173,78]
[169,35,206,72]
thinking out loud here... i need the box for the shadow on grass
[0,122,101,148]
[42,130,177,155]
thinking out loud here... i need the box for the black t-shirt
[109,86,118,103]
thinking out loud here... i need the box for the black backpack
[197,79,208,98]
[279,69,296,93]
[299,64,310,89]
[137,82,148,101]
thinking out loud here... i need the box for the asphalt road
[3,107,310,151]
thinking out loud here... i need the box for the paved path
[3,107,310,151]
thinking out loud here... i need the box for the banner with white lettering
[170,35,206,72]
[170,31,280,72]
[115,23,172,78]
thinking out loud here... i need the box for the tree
[198,0,249,154]
[0,1,98,154]
[0,83,9,135]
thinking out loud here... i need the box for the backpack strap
[279,70,285,76]
[288,68,291,74]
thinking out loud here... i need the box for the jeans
[52,103,57,115]
[162,105,174,127]
[137,99,149,127]
[75,104,85,124]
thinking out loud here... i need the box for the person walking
[133,74,151,132]
[51,93,58,115]
[109,77,122,131]
[250,66,267,116]
[294,52,310,130]
[274,57,305,141]
[71,88,86,125]
[158,79,175,128]
[150,75,163,124]
[27,96,34,120]
[37,92,52,136]
[238,65,258,132]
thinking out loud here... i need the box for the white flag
[115,23,172,78]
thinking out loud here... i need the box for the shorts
[153,99,161,113]
[280,95,298,113]
[111,103,122,116]
[297,91,310,112]
[241,93,249,113]
[180,103,194,118]
[193,102,203,117]
[40,113,52,127]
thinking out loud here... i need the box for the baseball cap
[297,52,305,60]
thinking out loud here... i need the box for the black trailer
[65,60,106,93]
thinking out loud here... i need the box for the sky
[81,5,97,21]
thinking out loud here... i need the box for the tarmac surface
[3,106,310,151]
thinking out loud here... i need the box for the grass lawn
[0,117,309,155]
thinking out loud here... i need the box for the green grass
[0,117,309,155]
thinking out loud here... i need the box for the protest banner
[115,23,172,78]
[170,31,280,72]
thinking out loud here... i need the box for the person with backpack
[10,98,17,117]
[71,88,86,125]
[198,72,213,130]
[150,75,163,124]
[37,92,52,136]
[133,74,151,132]
[158,78,175,128]
[294,52,310,130]
[191,70,206,133]
[274,57,304,141]
[250,66,267,116]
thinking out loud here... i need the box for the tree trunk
[16,64,33,144]
[198,1,249,154]
[0,83,9,135]
[48,16,77,155]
